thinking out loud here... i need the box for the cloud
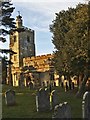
[12,2,53,32]
[12,1,85,33]
[2,0,86,55]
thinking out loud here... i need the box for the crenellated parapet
[23,54,54,72]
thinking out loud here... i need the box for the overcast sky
[0,0,86,56]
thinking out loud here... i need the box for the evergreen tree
[0,0,16,85]
[0,0,15,43]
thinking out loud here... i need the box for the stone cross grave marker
[5,89,16,106]
[82,91,90,120]
[36,88,50,112]
[52,102,72,119]
[50,90,58,109]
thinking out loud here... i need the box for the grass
[2,85,82,118]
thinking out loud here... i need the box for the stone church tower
[9,14,35,86]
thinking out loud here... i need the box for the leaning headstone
[82,91,90,120]
[50,90,58,109]
[5,89,16,106]
[29,81,33,90]
[36,88,50,112]
[52,102,72,119]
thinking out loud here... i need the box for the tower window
[14,36,16,42]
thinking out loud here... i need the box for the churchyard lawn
[2,85,82,118]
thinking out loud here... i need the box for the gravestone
[50,90,58,109]
[5,89,16,106]
[36,88,50,112]
[52,102,72,118]
[29,81,33,90]
[82,91,90,120]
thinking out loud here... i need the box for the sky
[0,0,86,56]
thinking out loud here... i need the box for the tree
[50,3,89,97]
[0,0,15,43]
[75,2,90,97]
[0,0,16,85]
[0,0,17,55]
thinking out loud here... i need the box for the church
[9,14,59,87]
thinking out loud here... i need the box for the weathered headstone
[29,81,33,90]
[5,89,16,106]
[50,90,58,109]
[82,91,90,120]
[36,88,50,112]
[52,102,72,119]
